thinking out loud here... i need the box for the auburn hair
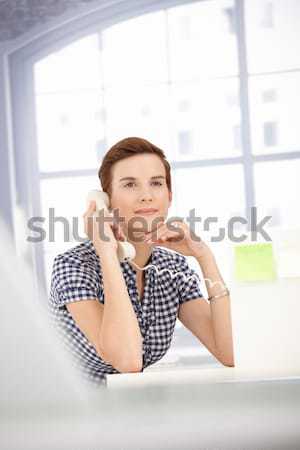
[98,137,172,196]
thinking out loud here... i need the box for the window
[260,1,274,29]
[223,7,236,34]
[263,121,278,147]
[27,0,300,338]
[169,78,241,160]
[249,69,300,155]
[174,165,245,227]
[246,0,300,73]
[178,130,193,155]
[167,0,238,81]
[233,124,241,150]
[262,89,277,103]
[255,160,300,228]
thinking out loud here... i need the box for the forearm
[97,249,143,371]
[195,247,235,366]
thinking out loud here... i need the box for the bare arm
[194,247,235,366]
[66,284,143,373]
[178,249,234,366]
[97,248,143,372]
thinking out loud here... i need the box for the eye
[124,181,163,188]
[124,182,136,188]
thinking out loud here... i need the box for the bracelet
[207,288,230,303]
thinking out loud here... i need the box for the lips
[134,208,158,214]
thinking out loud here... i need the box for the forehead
[111,154,166,180]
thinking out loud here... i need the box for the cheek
[110,192,130,213]
[160,193,171,210]
[118,203,135,224]
[115,206,131,223]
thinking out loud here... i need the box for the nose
[139,186,153,203]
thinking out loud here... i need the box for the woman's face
[109,154,172,240]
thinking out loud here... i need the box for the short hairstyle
[98,137,172,196]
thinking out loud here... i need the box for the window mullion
[235,0,255,229]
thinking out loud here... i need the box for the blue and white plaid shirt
[49,239,203,386]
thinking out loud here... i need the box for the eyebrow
[119,175,166,183]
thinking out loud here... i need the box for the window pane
[245,0,300,73]
[39,175,98,257]
[170,79,241,160]
[35,91,105,172]
[172,165,245,285]
[167,0,238,81]
[104,85,172,159]
[254,160,300,228]
[249,73,300,154]
[34,34,102,93]
[102,11,168,87]
[173,165,245,236]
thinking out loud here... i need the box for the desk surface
[107,365,300,388]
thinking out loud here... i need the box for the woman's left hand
[142,219,210,259]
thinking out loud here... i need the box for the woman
[49,137,234,387]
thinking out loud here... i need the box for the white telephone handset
[86,190,136,262]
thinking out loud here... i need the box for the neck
[128,242,154,272]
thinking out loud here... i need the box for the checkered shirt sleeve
[177,255,203,305]
[50,254,100,307]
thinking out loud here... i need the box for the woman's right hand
[83,201,125,256]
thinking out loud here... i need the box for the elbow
[216,351,235,367]
[103,348,143,373]
[221,356,235,367]
[99,336,143,373]
[215,345,235,367]
[114,358,143,373]
[97,346,143,372]
[223,361,235,367]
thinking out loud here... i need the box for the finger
[153,240,176,249]
[118,224,126,240]
[88,200,97,210]
[154,231,178,242]
[145,223,167,241]
[110,217,126,241]
[83,201,96,217]
[85,212,98,240]
[146,225,177,242]
[111,223,123,241]
[150,230,168,241]
[144,220,165,235]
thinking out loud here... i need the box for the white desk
[107,365,300,388]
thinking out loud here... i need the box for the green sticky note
[234,243,277,281]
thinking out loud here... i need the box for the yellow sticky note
[234,243,277,282]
